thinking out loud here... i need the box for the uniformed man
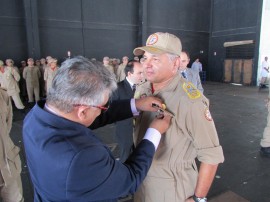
[19,61,27,102]
[116,56,129,82]
[36,59,45,98]
[103,56,115,75]
[23,58,41,105]
[133,32,224,202]
[5,59,19,74]
[44,58,59,94]
[0,60,25,110]
[0,88,24,201]
[40,58,47,97]
[112,58,120,76]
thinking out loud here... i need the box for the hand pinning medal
[152,103,174,119]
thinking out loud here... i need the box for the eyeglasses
[73,102,110,112]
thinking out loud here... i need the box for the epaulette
[182,82,201,100]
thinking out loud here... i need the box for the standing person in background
[0,60,25,111]
[112,60,145,162]
[260,77,270,157]
[19,61,27,102]
[191,58,203,74]
[40,58,47,97]
[44,58,59,94]
[0,88,24,202]
[116,56,129,82]
[23,58,41,106]
[36,59,45,98]
[112,58,120,76]
[45,56,52,64]
[40,58,46,68]
[103,56,114,75]
[5,59,19,74]
[259,56,269,89]
[133,32,224,202]
[179,51,204,93]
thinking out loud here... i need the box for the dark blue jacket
[23,100,155,202]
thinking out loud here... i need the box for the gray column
[141,0,148,44]
[23,0,41,59]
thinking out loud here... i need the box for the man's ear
[172,57,180,73]
[77,106,89,121]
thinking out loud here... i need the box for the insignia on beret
[204,107,213,121]
[182,82,201,99]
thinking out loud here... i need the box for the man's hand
[150,115,171,135]
[135,96,163,112]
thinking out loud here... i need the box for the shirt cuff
[143,128,162,151]
[130,98,140,116]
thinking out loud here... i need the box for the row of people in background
[103,54,204,89]
[0,60,25,112]
[21,56,59,103]
[0,56,59,110]
[102,55,140,83]
[1,52,203,109]
[1,54,140,111]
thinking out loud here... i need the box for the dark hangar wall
[0,0,28,62]
[37,0,140,61]
[0,0,210,64]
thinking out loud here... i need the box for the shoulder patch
[182,82,201,99]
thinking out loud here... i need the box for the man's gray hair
[167,53,179,62]
[47,56,117,113]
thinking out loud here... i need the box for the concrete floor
[10,82,270,202]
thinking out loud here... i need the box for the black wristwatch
[192,195,207,202]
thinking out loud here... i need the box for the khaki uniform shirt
[116,64,126,82]
[133,74,224,202]
[23,66,41,87]
[0,89,22,186]
[44,67,59,92]
[0,67,21,96]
